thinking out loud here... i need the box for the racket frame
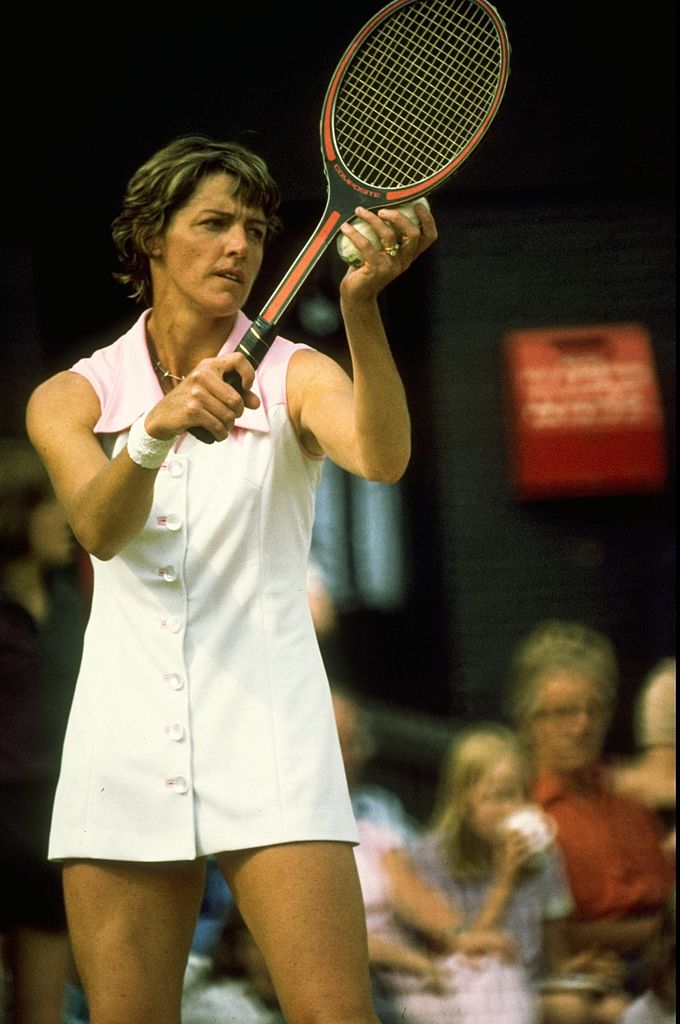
[193,0,510,442]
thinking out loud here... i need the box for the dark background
[1,3,675,754]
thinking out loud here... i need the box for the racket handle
[189,317,278,444]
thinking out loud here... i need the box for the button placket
[156,456,192,801]
[161,664,191,797]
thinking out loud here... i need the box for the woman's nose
[224,224,249,255]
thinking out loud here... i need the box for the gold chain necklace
[154,358,185,385]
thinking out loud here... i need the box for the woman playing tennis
[26,134,436,1024]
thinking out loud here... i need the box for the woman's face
[526,671,609,776]
[28,498,74,567]
[466,755,526,844]
[149,172,267,318]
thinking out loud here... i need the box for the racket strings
[334,0,506,188]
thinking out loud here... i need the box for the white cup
[503,806,556,856]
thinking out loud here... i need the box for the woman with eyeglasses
[505,621,675,1011]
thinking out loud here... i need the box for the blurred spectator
[333,685,460,1022]
[354,814,488,1024]
[306,556,339,641]
[505,620,675,1002]
[0,438,85,1024]
[608,657,675,853]
[389,722,630,1023]
[332,685,420,840]
[307,555,348,678]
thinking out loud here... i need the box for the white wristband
[126,414,176,469]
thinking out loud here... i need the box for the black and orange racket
[193,0,510,442]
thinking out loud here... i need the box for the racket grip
[189,317,278,444]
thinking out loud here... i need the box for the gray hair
[505,619,619,729]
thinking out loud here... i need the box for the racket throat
[236,316,279,370]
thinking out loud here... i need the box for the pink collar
[89,309,270,436]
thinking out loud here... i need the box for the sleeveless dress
[48,309,358,861]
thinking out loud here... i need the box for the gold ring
[383,244,400,257]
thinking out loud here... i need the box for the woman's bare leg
[218,840,380,1024]
[62,858,206,1024]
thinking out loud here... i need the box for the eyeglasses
[531,703,608,723]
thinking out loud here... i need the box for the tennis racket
[193,0,510,442]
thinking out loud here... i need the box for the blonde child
[384,723,631,1024]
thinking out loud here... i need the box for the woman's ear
[146,237,163,259]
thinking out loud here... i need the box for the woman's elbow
[75,529,120,562]
[71,517,131,561]
[367,447,411,484]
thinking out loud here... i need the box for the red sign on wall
[504,322,667,499]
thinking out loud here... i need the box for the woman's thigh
[217,840,380,1024]
[63,858,206,1024]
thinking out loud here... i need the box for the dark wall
[420,191,675,751]
[2,1,674,373]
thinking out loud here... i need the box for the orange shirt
[532,767,674,921]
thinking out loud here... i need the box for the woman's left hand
[338,201,437,301]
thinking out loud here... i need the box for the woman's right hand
[145,353,260,443]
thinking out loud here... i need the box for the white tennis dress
[48,310,358,861]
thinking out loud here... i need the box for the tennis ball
[336,197,430,267]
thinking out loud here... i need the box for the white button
[165,514,182,531]
[159,565,177,582]
[163,673,184,691]
[165,616,182,633]
[165,723,185,741]
[167,460,184,478]
[165,776,188,794]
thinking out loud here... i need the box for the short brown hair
[111,134,282,306]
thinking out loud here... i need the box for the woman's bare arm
[26,372,160,559]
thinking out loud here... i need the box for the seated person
[504,621,675,1001]
[331,684,420,839]
[355,809,535,1024]
[384,723,630,1024]
[608,657,675,853]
